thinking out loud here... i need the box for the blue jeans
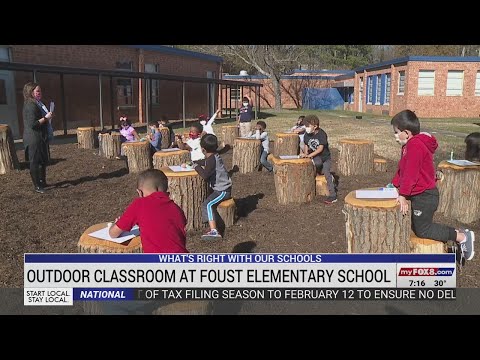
[260,150,273,172]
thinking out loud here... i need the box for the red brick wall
[405,61,480,118]
[10,45,221,133]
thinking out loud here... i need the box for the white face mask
[200,120,206,126]
[243,102,249,107]
[305,126,314,134]
[394,133,407,146]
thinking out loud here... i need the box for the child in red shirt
[109,169,188,253]
[391,110,474,263]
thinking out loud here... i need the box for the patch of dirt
[0,142,478,288]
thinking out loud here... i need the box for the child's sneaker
[459,230,475,261]
[201,229,222,240]
[324,196,337,204]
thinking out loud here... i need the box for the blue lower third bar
[74,288,134,301]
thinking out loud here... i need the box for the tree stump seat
[217,198,236,227]
[160,166,208,231]
[374,158,387,172]
[77,127,96,149]
[221,125,239,147]
[98,132,122,159]
[122,141,152,173]
[232,137,261,174]
[338,139,374,176]
[0,124,19,174]
[437,160,480,224]
[273,132,299,156]
[270,155,315,205]
[410,232,447,254]
[343,189,411,253]
[153,149,190,169]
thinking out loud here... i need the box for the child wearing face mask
[199,109,221,136]
[109,169,188,253]
[301,114,336,204]
[175,122,205,161]
[237,95,253,137]
[146,121,162,155]
[391,109,474,264]
[248,120,273,172]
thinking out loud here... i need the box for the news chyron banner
[24,253,456,306]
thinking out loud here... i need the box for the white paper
[355,188,399,199]
[88,225,140,243]
[279,155,300,160]
[161,148,181,152]
[447,159,480,167]
[168,165,194,172]
[49,101,55,113]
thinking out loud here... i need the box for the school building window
[418,70,435,96]
[375,75,381,104]
[145,63,160,105]
[446,70,464,96]
[367,76,373,104]
[230,88,241,101]
[385,73,391,104]
[475,71,480,96]
[398,71,405,94]
[116,61,134,106]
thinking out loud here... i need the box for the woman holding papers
[22,82,53,194]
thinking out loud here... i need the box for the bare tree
[223,45,302,111]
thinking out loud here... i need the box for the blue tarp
[302,88,344,110]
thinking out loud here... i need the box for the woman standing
[22,82,53,194]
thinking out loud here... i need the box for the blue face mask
[151,128,155,134]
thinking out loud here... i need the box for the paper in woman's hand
[49,101,55,113]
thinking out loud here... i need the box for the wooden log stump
[273,132,299,156]
[437,160,480,224]
[77,127,96,149]
[122,141,152,173]
[221,125,239,147]
[153,149,190,169]
[338,139,374,176]
[152,300,213,315]
[98,132,122,159]
[0,124,19,174]
[374,158,387,172]
[159,127,170,149]
[78,222,142,315]
[316,175,329,196]
[344,190,411,253]
[271,155,316,205]
[410,233,446,254]
[217,198,236,227]
[232,138,261,174]
[160,166,208,231]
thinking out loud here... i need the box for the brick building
[345,56,480,118]
[223,70,351,109]
[0,45,259,139]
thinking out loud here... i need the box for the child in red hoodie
[391,110,474,263]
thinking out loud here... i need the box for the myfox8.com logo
[398,268,455,276]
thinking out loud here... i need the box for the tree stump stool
[273,132,299,156]
[0,124,19,174]
[78,222,142,315]
[437,160,480,224]
[122,141,152,173]
[217,198,236,227]
[98,132,122,159]
[343,190,411,253]
[410,232,446,254]
[374,158,387,172]
[316,175,330,196]
[159,127,170,149]
[160,166,208,231]
[232,137,261,174]
[270,155,316,205]
[153,149,190,169]
[338,139,374,176]
[221,125,239,147]
[77,127,96,149]
[152,300,213,315]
